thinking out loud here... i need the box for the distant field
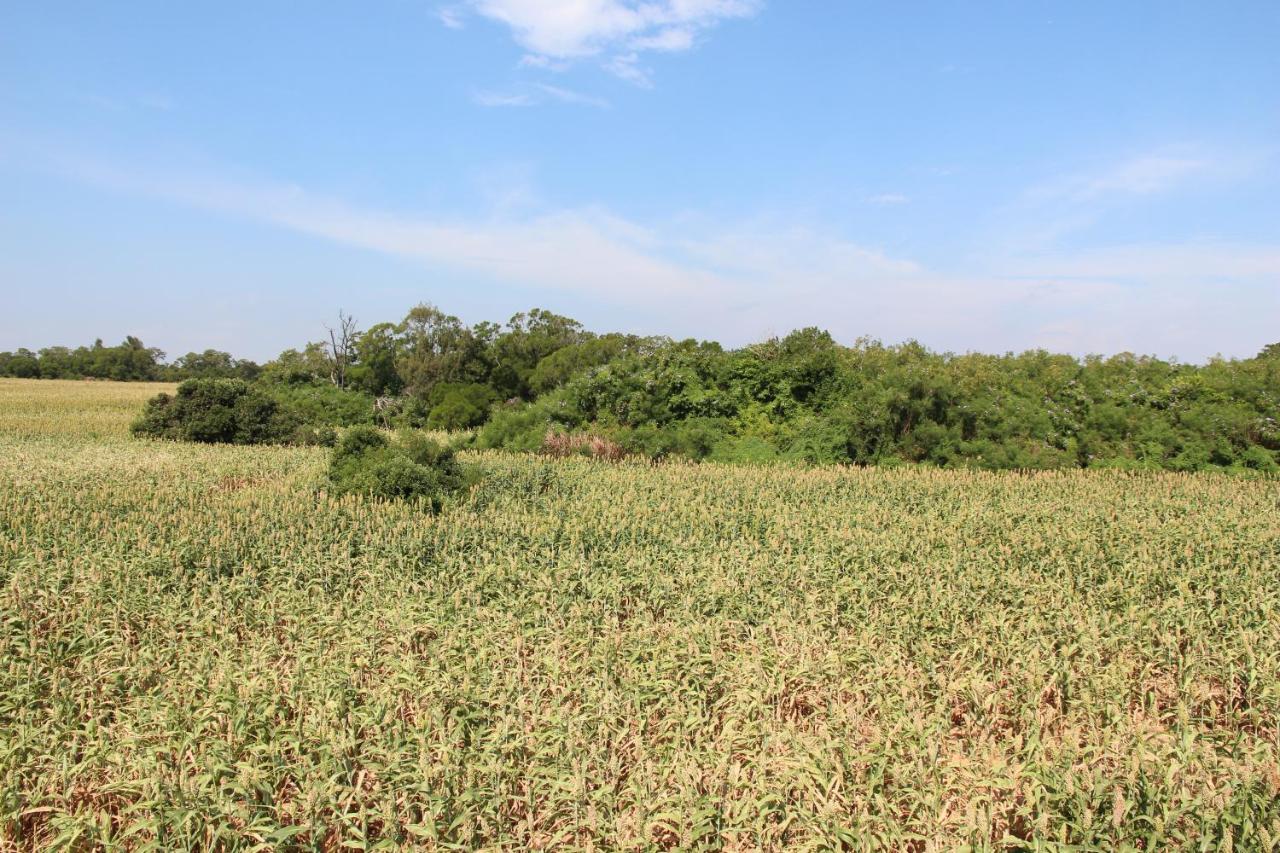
[1,378,1278,849]
[0,378,175,438]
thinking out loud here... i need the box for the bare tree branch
[324,310,359,389]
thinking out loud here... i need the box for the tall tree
[395,304,485,397]
[325,310,360,389]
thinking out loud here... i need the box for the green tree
[488,308,588,400]
[349,322,404,396]
[396,304,487,397]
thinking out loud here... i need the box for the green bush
[425,383,496,430]
[264,382,375,427]
[131,379,302,445]
[1238,445,1279,472]
[289,423,339,447]
[476,404,555,453]
[328,426,474,507]
[708,435,781,464]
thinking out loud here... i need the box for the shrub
[427,395,485,431]
[289,423,339,447]
[131,379,301,444]
[425,383,496,431]
[1238,444,1279,472]
[264,382,375,427]
[328,426,473,507]
[477,404,555,453]
[708,435,781,465]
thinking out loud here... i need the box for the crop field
[1,378,1279,850]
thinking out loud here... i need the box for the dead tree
[374,396,401,429]
[325,310,359,389]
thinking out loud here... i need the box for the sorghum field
[2,378,1278,851]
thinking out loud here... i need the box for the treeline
[10,306,1280,471]
[0,338,261,382]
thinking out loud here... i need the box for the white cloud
[630,26,695,51]
[454,0,761,83]
[866,193,909,205]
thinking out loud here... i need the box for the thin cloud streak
[472,90,537,107]
[473,84,611,108]
[1028,152,1209,205]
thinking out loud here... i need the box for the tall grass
[1,378,1277,849]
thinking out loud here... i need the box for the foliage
[257,343,330,385]
[262,380,375,428]
[476,399,562,453]
[164,349,262,381]
[485,308,588,400]
[0,349,41,378]
[348,321,404,396]
[130,378,302,445]
[395,304,490,396]
[424,382,497,430]
[2,378,1279,849]
[327,425,471,507]
[0,337,165,381]
[486,334,1280,473]
[288,422,339,447]
[528,333,638,394]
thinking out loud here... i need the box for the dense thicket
[12,308,1279,471]
[130,378,330,446]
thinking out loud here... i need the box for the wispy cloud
[471,90,537,107]
[866,193,909,205]
[436,5,466,29]
[534,83,611,108]
[472,83,610,108]
[992,147,1253,252]
[448,0,761,84]
[1030,152,1207,203]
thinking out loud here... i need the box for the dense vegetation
[130,378,314,446]
[327,426,474,507]
[489,334,1280,472]
[8,309,1279,471]
[2,378,1278,848]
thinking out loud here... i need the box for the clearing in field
[1,378,1278,849]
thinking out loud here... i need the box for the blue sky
[2,1,1278,362]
